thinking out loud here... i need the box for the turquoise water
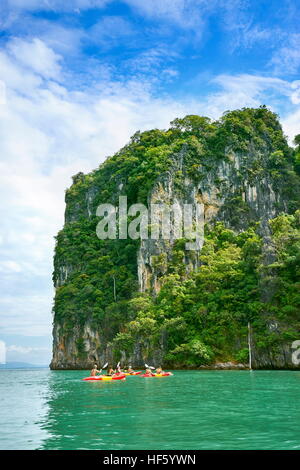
[0,369,300,450]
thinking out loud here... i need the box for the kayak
[124,371,142,376]
[140,372,173,377]
[155,372,173,377]
[83,374,126,381]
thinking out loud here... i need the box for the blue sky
[0,0,299,365]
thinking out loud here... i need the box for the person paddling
[155,366,173,376]
[90,364,101,377]
[107,367,114,376]
[115,364,124,376]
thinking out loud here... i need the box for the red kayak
[83,374,126,381]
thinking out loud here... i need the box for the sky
[0,0,299,365]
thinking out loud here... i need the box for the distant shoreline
[0,363,49,370]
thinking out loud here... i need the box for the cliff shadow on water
[50,106,300,371]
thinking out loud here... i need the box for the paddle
[98,362,108,375]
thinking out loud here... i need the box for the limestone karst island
[50,106,300,371]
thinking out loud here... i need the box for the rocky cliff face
[50,107,300,370]
[137,149,283,294]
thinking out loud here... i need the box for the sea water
[0,369,300,450]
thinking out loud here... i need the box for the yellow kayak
[140,372,173,377]
[83,374,126,381]
[123,371,142,376]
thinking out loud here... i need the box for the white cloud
[290,81,300,105]
[0,291,54,336]
[125,0,187,21]
[0,80,6,105]
[125,47,178,76]
[0,261,22,273]
[7,38,63,80]
[38,23,85,56]
[6,344,50,354]
[282,109,300,144]
[271,34,300,75]
[90,16,135,48]
[123,0,213,34]
[4,0,111,12]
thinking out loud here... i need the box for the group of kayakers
[90,363,172,377]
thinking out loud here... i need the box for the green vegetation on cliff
[113,215,300,366]
[51,106,300,369]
